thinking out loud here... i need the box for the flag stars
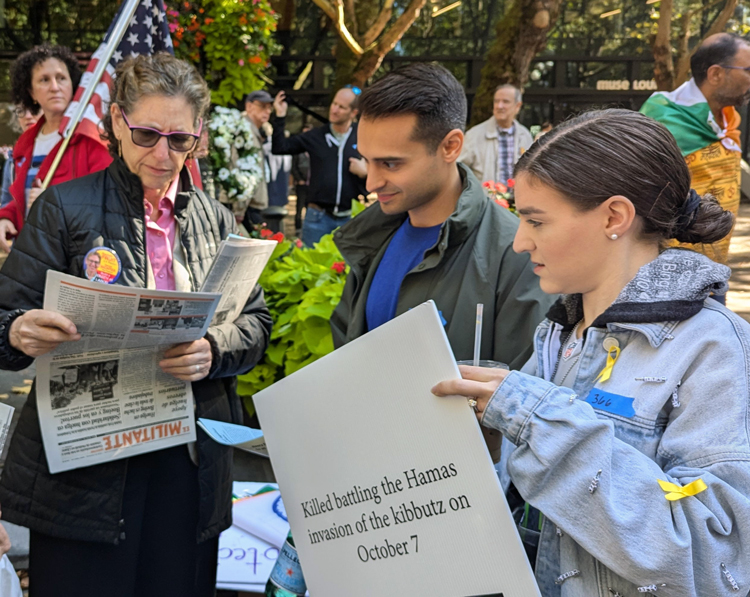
[112,50,123,63]
[145,34,153,47]
[127,32,140,45]
[143,0,153,7]
[143,15,153,28]
[129,15,138,27]
[152,6,160,17]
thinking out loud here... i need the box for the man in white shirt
[460,84,533,186]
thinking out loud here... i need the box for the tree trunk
[320,0,427,89]
[651,0,674,90]
[470,0,561,126]
[333,38,362,90]
[652,0,737,91]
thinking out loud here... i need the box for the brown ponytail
[514,109,735,244]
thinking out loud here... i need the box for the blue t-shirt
[365,218,442,331]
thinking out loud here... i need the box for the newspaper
[198,417,268,457]
[36,271,222,473]
[35,235,277,474]
[201,235,277,325]
[0,402,14,459]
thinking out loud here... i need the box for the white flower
[218,168,230,181]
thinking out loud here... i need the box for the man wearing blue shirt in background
[330,63,553,370]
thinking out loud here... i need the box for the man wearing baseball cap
[243,90,274,230]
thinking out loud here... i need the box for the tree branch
[362,0,396,48]
[311,0,337,21]
[311,0,364,56]
[685,0,725,20]
[344,0,358,37]
[651,0,675,90]
[374,0,427,56]
[701,0,737,39]
[674,0,738,86]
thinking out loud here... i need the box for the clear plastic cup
[456,360,507,464]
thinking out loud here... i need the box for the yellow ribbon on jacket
[595,346,620,382]
[657,478,708,501]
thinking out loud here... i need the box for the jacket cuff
[204,329,221,379]
[481,371,577,445]
[0,309,34,371]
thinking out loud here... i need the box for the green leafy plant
[237,232,350,415]
[167,0,281,106]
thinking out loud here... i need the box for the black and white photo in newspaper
[35,271,221,473]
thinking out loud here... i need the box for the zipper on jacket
[114,460,129,545]
[550,326,577,381]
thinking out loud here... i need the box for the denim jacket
[484,249,750,597]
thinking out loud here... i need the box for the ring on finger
[194,364,200,373]
[467,398,479,413]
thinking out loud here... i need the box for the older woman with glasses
[0,53,272,597]
[0,44,112,252]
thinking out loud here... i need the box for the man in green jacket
[331,64,554,370]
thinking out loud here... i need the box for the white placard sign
[254,301,540,597]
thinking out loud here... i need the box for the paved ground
[726,202,750,321]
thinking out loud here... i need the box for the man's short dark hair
[358,63,467,153]
[691,34,747,86]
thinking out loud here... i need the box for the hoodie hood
[548,248,730,328]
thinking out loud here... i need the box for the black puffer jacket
[0,157,272,544]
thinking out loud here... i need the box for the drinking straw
[473,303,483,366]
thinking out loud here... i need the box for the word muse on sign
[596,79,657,91]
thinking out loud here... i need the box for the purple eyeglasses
[120,109,202,153]
[720,65,750,74]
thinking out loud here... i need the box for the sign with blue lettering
[583,389,636,418]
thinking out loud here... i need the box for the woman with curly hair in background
[0,44,112,252]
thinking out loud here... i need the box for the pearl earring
[610,234,618,240]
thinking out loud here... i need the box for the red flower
[295,239,303,248]
[482,181,492,190]
[204,17,214,24]
[331,261,346,274]
[507,178,515,189]
[270,232,285,243]
[495,198,510,209]
[494,182,508,194]
[260,228,273,238]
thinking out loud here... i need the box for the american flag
[59,0,174,140]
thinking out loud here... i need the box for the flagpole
[41,0,142,190]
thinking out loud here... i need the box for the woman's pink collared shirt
[143,177,179,291]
